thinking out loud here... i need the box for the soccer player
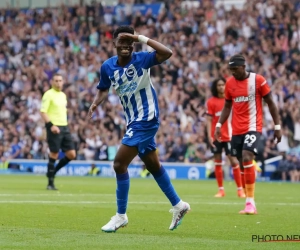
[88,26,190,232]
[40,74,76,190]
[215,54,282,214]
[206,78,245,198]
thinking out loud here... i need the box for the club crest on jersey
[125,65,137,78]
[234,95,254,103]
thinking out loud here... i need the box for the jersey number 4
[126,128,134,138]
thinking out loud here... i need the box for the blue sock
[116,172,130,214]
[152,166,181,206]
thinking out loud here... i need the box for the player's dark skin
[88,33,172,174]
[214,65,282,169]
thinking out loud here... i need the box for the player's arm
[205,100,216,147]
[263,93,282,143]
[218,79,232,125]
[88,63,111,119]
[260,75,282,143]
[88,89,109,119]
[91,89,109,107]
[218,78,232,125]
[40,93,60,134]
[145,38,172,63]
[40,92,50,121]
[40,93,51,123]
[215,82,232,142]
[214,100,232,142]
[217,100,232,125]
[118,33,172,63]
[263,94,280,126]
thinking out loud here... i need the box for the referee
[40,73,76,190]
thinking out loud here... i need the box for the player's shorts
[122,119,159,158]
[230,131,261,158]
[211,141,231,155]
[46,126,75,153]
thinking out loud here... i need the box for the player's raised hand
[88,104,97,119]
[274,129,282,144]
[117,33,138,42]
[214,127,222,142]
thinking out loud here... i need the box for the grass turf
[0,175,299,250]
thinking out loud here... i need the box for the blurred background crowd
[0,0,300,180]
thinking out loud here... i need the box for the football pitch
[0,175,299,250]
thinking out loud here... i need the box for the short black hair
[211,78,226,98]
[113,26,135,39]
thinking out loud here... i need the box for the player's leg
[46,128,62,190]
[240,132,261,215]
[214,153,225,197]
[237,157,246,195]
[225,142,245,198]
[140,145,190,230]
[101,144,138,233]
[211,141,225,197]
[54,127,76,176]
[230,135,247,200]
[47,151,58,190]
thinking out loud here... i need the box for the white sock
[117,213,126,217]
[219,187,224,190]
[246,198,255,207]
[174,200,183,208]
[237,187,242,190]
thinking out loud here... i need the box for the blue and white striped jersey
[97,51,160,126]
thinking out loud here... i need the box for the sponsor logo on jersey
[234,95,254,103]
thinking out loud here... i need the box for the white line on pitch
[0,200,299,206]
[0,193,205,198]
[0,193,114,196]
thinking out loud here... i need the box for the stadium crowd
[0,0,300,180]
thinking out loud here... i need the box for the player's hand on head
[118,33,138,42]
[88,104,97,119]
[274,129,282,144]
[214,128,222,142]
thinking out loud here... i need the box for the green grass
[0,175,299,250]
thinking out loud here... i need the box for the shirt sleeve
[224,79,232,100]
[140,51,161,69]
[40,91,50,113]
[206,99,214,116]
[96,63,111,90]
[257,75,271,97]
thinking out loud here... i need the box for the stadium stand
[0,0,299,180]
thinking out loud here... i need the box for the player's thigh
[139,138,160,172]
[114,144,138,173]
[61,127,75,153]
[242,132,261,159]
[230,135,244,159]
[46,128,62,153]
[122,125,158,156]
[226,153,240,166]
[221,141,231,156]
[211,140,223,155]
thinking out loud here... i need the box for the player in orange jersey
[206,78,245,198]
[215,54,282,215]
